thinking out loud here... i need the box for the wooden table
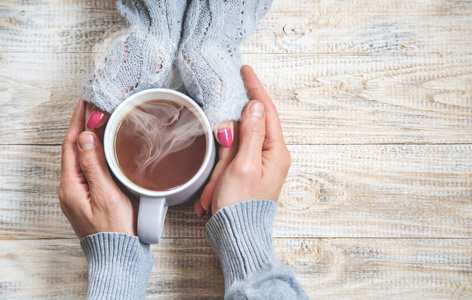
[1,0,471,298]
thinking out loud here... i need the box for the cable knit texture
[80,232,155,300]
[178,0,273,127]
[206,200,309,299]
[81,0,186,113]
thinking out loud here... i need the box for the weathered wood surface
[1,144,471,239]
[1,0,472,54]
[1,53,471,145]
[1,238,471,299]
[1,0,472,298]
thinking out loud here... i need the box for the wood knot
[279,173,321,210]
[16,10,27,23]
[276,239,322,269]
[282,23,305,41]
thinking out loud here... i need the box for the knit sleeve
[80,232,155,300]
[206,200,309,300]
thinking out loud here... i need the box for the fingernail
[250,102,264,117]
[217,128,233,148]
[77,132,95,150]
[87,110,105,129]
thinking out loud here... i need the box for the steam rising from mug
[121,101,205,179]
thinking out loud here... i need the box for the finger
[214,120,234,148]
[200,124,240,212]
[194,199,205,218]
[61,100,86,182]
[241,65,285,149]
[85,102,110,130]
[200,181,215,213]
[77,131,123,203]
[234,100,266,167]
[85,102,110,142]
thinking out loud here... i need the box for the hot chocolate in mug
[104,89,216,244]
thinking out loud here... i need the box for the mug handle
[138,196,168,244]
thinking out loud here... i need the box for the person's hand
[196,65,291,215]
[59,100,135,239]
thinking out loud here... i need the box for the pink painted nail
[217,128,233,148]
[87,110,105,129]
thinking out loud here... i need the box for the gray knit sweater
[80,200,308,299]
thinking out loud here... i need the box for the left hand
[59,100,136,239]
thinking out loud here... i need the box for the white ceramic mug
[103,88,216,244]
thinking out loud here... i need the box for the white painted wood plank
[1,53,471,145]
[1,0,472,54]
[1,145,470,239]
[1,238,471,299]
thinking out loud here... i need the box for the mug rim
[104,88,214,197]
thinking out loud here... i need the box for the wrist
[206,200,279,288]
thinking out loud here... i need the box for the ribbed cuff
[206,200,279,288]
[80,232,155,300]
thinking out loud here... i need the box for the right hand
[200,65,292,214]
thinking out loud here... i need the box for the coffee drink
[114,100,206,191]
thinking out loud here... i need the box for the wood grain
[1,144,470,239]
[1,0,472,54]
[1,0,472,298]
[1,238,471,299]
[1,53,471,145]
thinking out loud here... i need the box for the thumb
[77,131,121,200]
[234,100,266,167]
